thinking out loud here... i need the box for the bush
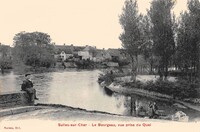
[118,59,130,67]
[75,59,95,69]
[98,73,115,85]
[123,78,199,99]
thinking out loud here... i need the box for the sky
[0,0,188,49]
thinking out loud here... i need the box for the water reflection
[0,71,23,93]
[0,70,125,114]
[122,94,200,121]
[45,70,126,114]
[0,69,200,121]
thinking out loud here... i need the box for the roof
[73,46,85,52]
[54,45,71,50]
[54,45,73,54]
[107,48,121,57]
[83,46,96,52]
[82,46,98,56]
[95,49,106,57]
[65,48,73,54]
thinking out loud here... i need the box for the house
[54,44,74,61]
[94,49,112,62]
[73,46,85,59]
[60,51,66,61]
[78,50,91,60]
[60,48,74,61]
[107,48,121,62]
[107,48,128,61]
[78,45,97,60]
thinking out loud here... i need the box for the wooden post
[130,96,136,116]
[130,96,133,116]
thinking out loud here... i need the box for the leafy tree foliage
[140,14,159,73]
[149,0,176,79]
[176,0,200,80]
[119,0,143,81]
[0,45,12,73]
[13,31,55,68]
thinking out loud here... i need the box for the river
[0,69,200,121]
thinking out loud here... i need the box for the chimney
[70,44,74,51]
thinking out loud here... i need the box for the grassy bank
[98,72,200,103]
[122,79,200,100]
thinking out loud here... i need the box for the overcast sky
[0,0,187,49]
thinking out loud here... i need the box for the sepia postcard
[0,0,200,132]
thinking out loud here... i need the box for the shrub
[75,59,95,69]
[98,73,115,85]
[123,78,199,99]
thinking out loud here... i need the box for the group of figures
[132,101,158,119]
[147,102,158,118]
[131,100,189,121]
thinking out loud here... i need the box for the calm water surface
[0,69,200,121]
[0,70,127,115]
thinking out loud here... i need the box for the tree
[13,31,55,68]
[187,0,200,79]
[119,0,143,81]
[0,45,12,73]
[149,0,176,80]
[140,14,158,74]
[176,0,200,80]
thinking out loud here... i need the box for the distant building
[53,44,129,64]
[107,48,128,61]
[54,44,74,61]
[95,49,111,62]
[107,48,121,62]
[72,46,85,59]
[60,51,66,61]
[78,45,97,60]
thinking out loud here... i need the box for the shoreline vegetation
[98,70,200,109]
[1,64,200,121]
[9,61,119,75]
[4,62,200,108]
[8,62,200,107]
